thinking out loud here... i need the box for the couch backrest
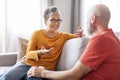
[57,37,89,71]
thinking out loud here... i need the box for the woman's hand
[37,46,54,57]
[75,27,83,37]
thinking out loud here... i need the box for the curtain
[70,0,81,33]
[0,0,53,53]
[0,0,5,53]
[48,0,54,6]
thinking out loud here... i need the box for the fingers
[41,46,53,52]
[41,46,45,50]
[27,67,36,78]
[76,26,83,32]
[41,47,53,54]
[47,47,54,53]
[27,66,45,78]
[77,26,82,31]
[38,46,54,56]
[75,26,83,37]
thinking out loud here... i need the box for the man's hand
[37,46,54,57]
[27,66,45,78]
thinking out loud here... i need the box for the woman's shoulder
[33,29,44,33]
[30,29,44,37]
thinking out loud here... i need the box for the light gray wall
[54,0,72,32]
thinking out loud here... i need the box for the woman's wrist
[37,50,42,57]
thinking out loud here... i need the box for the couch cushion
[0,53,17,66]
[57,37,89,71]
[17,37,28,62]
[0,66,11,75]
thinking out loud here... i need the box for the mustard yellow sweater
[23,29,77,70]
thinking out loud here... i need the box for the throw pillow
[17,37,28,62]
[56,37,89,71]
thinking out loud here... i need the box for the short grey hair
[44,6,60,20]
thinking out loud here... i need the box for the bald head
[91,4,111,25]
[86,4,111,36]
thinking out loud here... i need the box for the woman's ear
[44,19,47,25]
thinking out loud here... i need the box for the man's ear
[91,15,96,24]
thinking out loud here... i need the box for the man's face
[86,12,94,36]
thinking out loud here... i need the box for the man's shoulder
[91,34,104,42]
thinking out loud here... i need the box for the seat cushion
[57,37,89,70]
[0,66,11,75]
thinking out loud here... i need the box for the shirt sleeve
[64,32,77,41]
[80,36,110,70]
[25,31,39,61]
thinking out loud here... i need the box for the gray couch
[0,32,120,76]
[0,52,18,75]
[0,37,89,75]
[2,33,120,75]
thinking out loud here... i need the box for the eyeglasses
[50,19,62,23]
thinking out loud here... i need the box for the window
[81,0,120,32]
[0,0,49,53]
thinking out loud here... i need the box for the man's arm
[27,61,92,80]
[42,61,91,80]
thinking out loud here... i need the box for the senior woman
[0,6,82,80]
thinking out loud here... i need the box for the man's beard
[86,24,94,36]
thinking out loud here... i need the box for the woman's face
[45,12,62,32]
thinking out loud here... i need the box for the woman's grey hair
[44,6,60,20]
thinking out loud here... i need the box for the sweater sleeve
[64,32,77,41]
[25,31,39,61]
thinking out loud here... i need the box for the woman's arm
[25,31,53,61]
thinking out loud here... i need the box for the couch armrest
[0,52,18,66]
